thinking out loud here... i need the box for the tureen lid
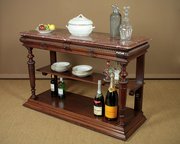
[68,14,93,25]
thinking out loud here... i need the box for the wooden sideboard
[20,29,149,140]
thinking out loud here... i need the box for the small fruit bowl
[36,24,55,34]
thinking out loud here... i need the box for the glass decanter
[119,6,133,41]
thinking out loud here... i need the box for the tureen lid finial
[68,14,93,25]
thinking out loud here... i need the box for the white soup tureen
[66,14,95,37]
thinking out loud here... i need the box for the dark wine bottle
[105,72,118,120]
[93,80,104,117]
[58,77,65,99]
[50,75,56,96]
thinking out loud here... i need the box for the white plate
[72,65,93,73]
[72,70,92,77]
[51,62,71,72]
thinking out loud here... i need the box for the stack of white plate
[51,62,71,72]
[72,65,93,77]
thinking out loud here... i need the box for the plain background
[0,0,180,78]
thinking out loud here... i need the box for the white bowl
[72,70,93,77]
[72,65,93,74]
[51,62,71,72]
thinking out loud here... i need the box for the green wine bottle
[58,77,65,99]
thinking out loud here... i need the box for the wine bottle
[58,77,65,98]
[93,80,104,117]
[50,75,55,96]
[105,72,118,120]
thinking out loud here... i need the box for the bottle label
[105,105,117,119]
[94,106,102,116]
[58,88,63,95]
[50,84,54,91]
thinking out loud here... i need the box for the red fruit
[39,24,46,30]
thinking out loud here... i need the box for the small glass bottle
[58,77,65,99]
[103,60,111,82]
[110,4,121,38]
[119,6,133,41]
[93,80,104,117]
[114,62,121,85]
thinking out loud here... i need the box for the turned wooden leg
[135,54,145,111]
[26,47,36,99]
[50,51,58,95]
[119,63,128,125]
[119,63,128,109]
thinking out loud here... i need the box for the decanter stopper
[119,6,133,41]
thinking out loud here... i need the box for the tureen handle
[78,14,84,18]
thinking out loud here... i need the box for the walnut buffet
[20,29,149,140]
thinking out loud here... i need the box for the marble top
[20,29,149,51]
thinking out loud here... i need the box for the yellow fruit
[49,24,55,30]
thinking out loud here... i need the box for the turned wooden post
[50,51,58,95]
[119,62,128,125]
[134,54,145,111]
[50,51,57,64]
[26,47,36,99]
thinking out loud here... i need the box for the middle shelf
[37,65,104,85]
[37,65,143,96]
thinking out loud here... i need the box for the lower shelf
[23,90,146,141]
